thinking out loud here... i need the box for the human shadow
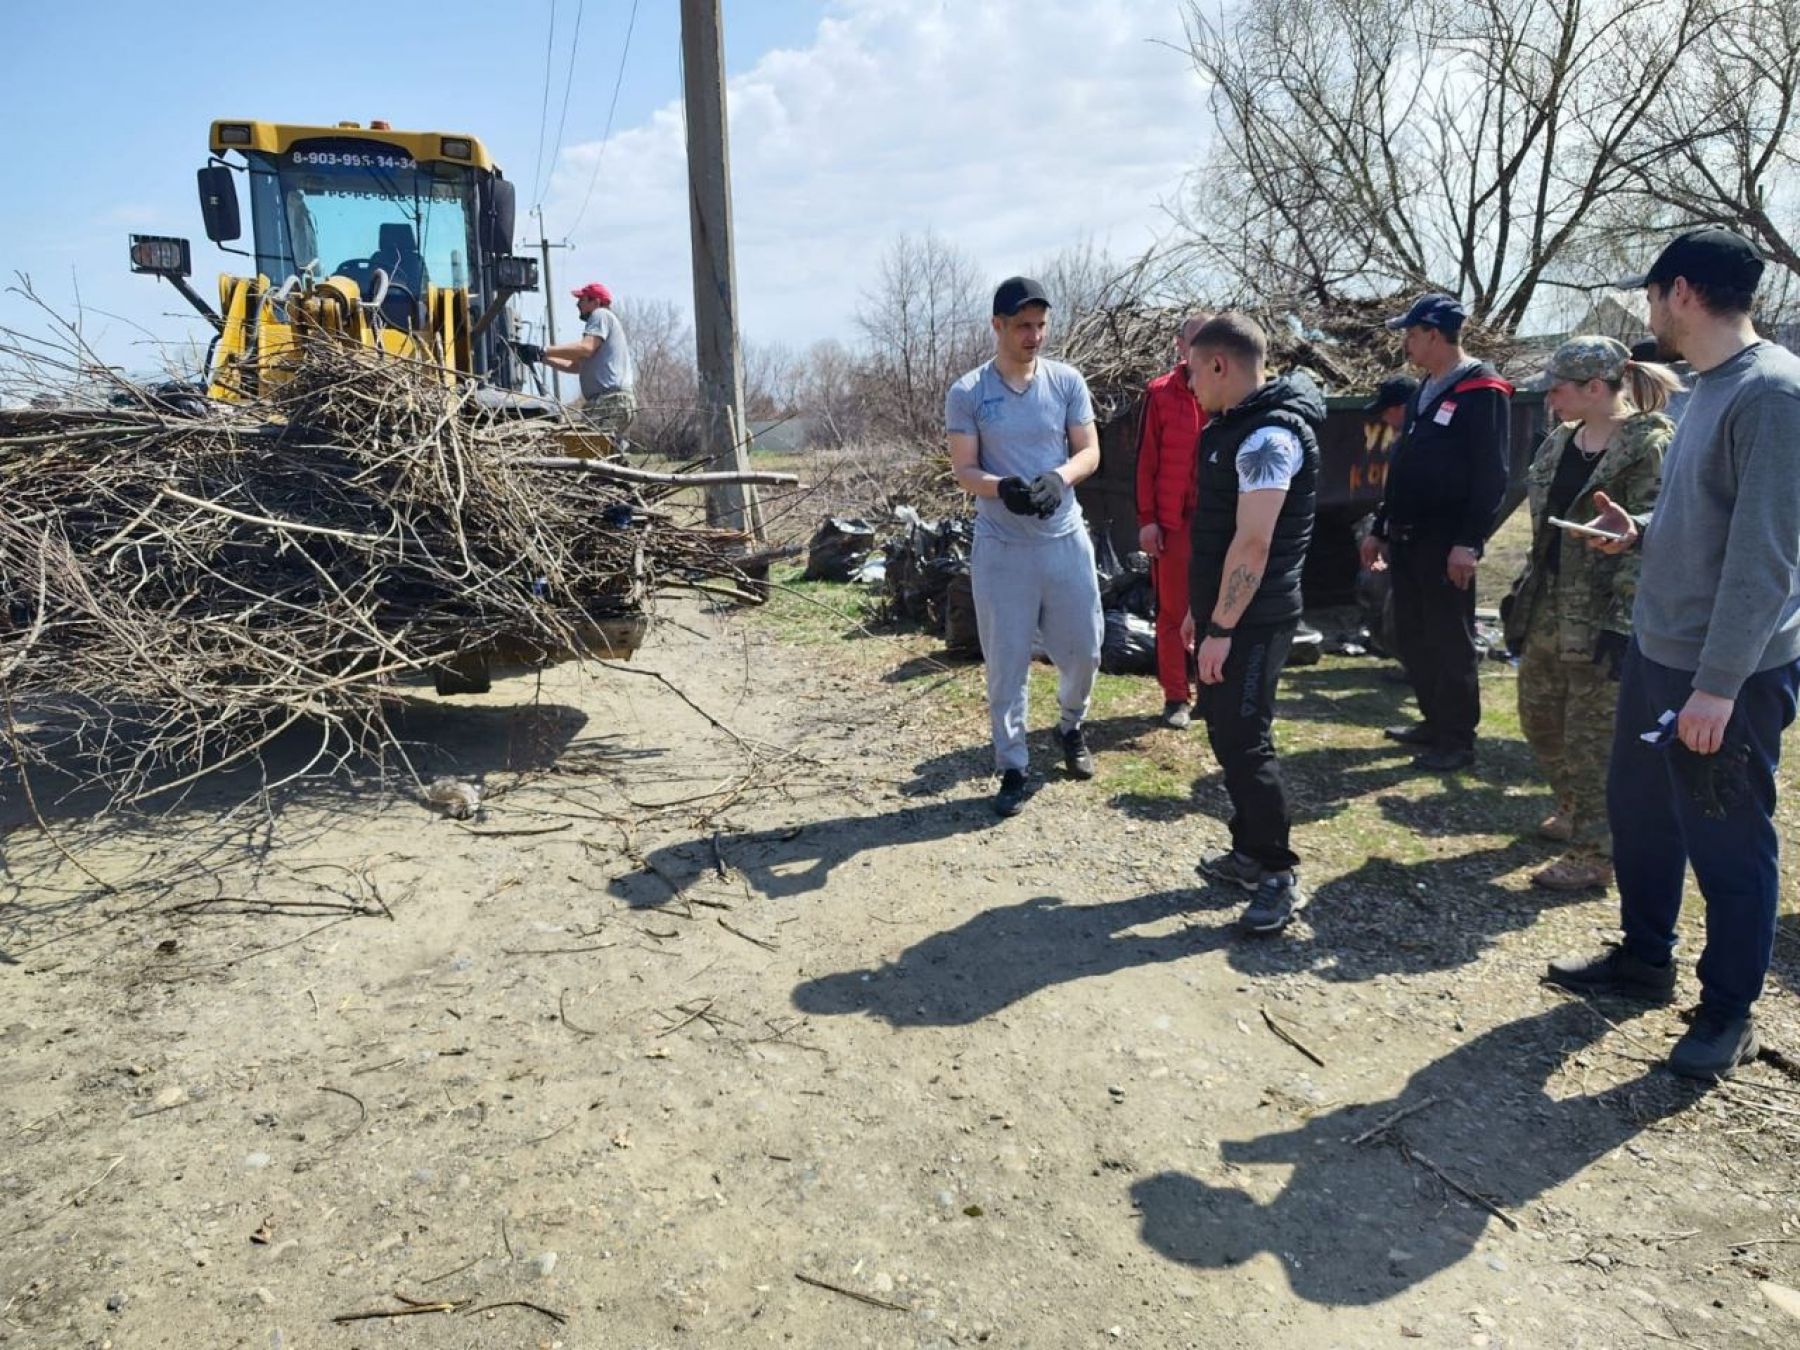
[1220,837,1581,983]
[1132,1000,1695,1304]
[791,888,1235,1027]
[610,796,999,909]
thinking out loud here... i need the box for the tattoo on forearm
[1221,564,1260,619]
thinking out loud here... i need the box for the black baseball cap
[1616,228,1765,292]
[992,276,1051,316]
[1384,292,1466,335]
[1364,375,1420,412]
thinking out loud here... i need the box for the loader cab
[134,120,538,394]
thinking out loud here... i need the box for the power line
[528,0,559,212]
[565,0,642,241]
[543,0,587,213]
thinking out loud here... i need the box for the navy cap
[1364,375,1420,412]
[1384,292,1466,334]
[992,276,1051,316]
[1615,228,1764,292]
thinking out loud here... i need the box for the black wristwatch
[1204,621,1236,639]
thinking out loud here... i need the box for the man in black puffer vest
[1182,314,1324,935]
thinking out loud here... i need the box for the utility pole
[680,0,763,539]
[524,209,573,401]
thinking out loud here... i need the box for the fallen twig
[1397,1142,1522,1231]
[717,916,779,951]
[1260,1005,1326,1067]
[1347,1095,1442,1147]
[558,987,598,1037]
[794,1272,906,1312]
[461,1299,568,1324]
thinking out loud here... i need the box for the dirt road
[3,599,1798,1348]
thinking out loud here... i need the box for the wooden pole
[680,0,764,540]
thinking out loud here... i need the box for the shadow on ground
[609,797,999,908]
[1132,999,1694,1304]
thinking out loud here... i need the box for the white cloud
[540,0,1209,348]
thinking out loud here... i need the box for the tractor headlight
[128,235,193,278]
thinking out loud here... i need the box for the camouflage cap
[1546,335,1630,384]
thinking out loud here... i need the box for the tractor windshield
[243,137,478,302]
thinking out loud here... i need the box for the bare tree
[794,338,865,449]
[1181,0,1720,330]
[613,297,699,456]
[1624,0,1800,320]
[856,231,988,443]
[742,338,802,420]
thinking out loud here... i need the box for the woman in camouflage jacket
[1504,336,1680,892]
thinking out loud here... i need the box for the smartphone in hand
[1547,515,1626,542]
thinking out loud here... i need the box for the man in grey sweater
[1549,228,1800,1079]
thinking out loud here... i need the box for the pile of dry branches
[0,337,785,808]
[1058,292,1533,420]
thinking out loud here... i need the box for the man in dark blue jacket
[1359,294,1511,770]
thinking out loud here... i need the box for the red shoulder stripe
[1451,375,1515,397]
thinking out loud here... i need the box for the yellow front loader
[129,118,543,400]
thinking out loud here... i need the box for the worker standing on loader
[519,282,637,439]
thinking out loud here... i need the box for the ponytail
[1619,359,1683,414]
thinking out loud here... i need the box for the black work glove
[513,342,544,364]
[996,476,1039,516]
[1027,472,1063,517]
[1592,630,1628,682]
[1673,735,1751,821]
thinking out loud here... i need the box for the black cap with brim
[993,276,1052,316]
[1364,375,1420,412]
[1615,227,1765,291]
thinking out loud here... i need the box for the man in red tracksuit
[1136,315,1211,726]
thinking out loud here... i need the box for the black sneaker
[1237,873,1307,935]
[1197,847,1265,892]
[1383,723,1435,746]
[993,769,1033,817]
[1545,944,1677,1004]
[1412,747,1476,772]
[1061,726,1096,779]
[1159,701,1192,730]
[1669,1008,1760,1081]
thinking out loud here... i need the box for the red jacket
[1135,364,1207,529]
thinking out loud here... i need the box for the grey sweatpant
[971,528,1103,773]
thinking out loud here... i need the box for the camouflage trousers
[580,389,637,440]
[1517,606,1618,856]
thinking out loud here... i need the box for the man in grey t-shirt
[1549,229,1800,1080]
[946,276,1104,817]
[526,281,637,438]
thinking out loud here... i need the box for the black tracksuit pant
[1197,621,1300,872]
[1389,537,1480,753]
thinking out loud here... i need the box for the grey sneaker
[1159,700,1192,730]
[993,769,1033,817]
[1061,726,1096,779]
[1545,944,1677,1004]
[1197,848,1266,892]
[1237,873,1307,935]
[1669,1008,1759,1081]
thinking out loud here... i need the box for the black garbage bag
[804,516,878,582]
[942,571,982,656]
[1100,609,1158,675]
[883,509,971,626]
[1093,529,1155,618]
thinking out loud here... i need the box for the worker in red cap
[516,282,637,437]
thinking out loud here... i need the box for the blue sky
[1,0,1209,373]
